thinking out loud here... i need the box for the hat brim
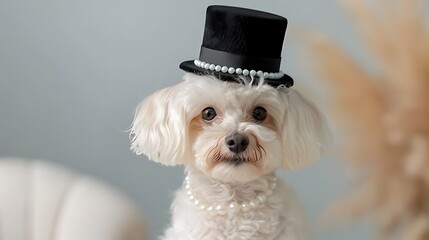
[179,60,294,88]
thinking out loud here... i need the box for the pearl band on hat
[194,60,285,80]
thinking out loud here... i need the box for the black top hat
[179,5,294,88]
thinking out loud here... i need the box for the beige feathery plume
[300,0,429,239]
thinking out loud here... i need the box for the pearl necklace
[184,175,277,215]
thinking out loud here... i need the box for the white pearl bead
[186,190,192,196]
[235,68,242,74]
[204,63,210,69]
[194,199,200,206]
[241,203,250,212]
[229,202,239,213]
[257,195,267,204]
[221,66,228,73]
[189,195,194,200]
[273,72,283,79]
[229,202,238,209]
[206,206,213,212]
[185,176,189,181]
[228,67,235,74]
[200,204,206,210]
[242,69,249,76]
[185,184,190,190]
[257,70,263,76]
[249,200,258,209]
[200,62,206,67]
[269,73,275,79]
[194,60,199,66]
[215,65,221,72]
[263,72,269,78]
[215,205,226,215]
[209,64,215,71]
[250,70,257,76]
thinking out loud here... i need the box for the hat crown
[202,6,288,58]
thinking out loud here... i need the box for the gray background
[0,0,370,239]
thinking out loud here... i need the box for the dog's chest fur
[162,179,304,240]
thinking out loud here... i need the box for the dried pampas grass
[301,0,429,239]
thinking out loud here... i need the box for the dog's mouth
[224,156,247,166]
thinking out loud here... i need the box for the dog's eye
[252,106,267,121]
[202,107,217,121]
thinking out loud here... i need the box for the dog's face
[130,73,330,183]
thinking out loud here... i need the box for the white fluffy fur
[130,73,330,239]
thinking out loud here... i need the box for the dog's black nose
[225,133,249,154]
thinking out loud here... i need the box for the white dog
[130,73,330,240]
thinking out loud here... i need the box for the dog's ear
[278,88,331,169]
[130,84,191,166]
